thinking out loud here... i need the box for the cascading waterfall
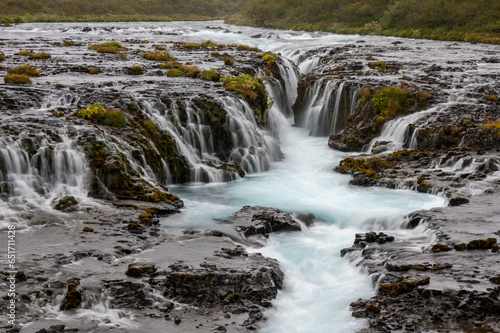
[364,105,442,153]
[295,78,356,136]
[0,132,89,228]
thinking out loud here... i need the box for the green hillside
[0,0,257,23]
[227,0,500,43]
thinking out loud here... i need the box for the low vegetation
[142,51,175,61]
[88,41,127,54]
[30,52,51,59]
[4,74,32,84]
[0,53,4,61]
[221,74,265,104]
[76,102,126,127]
[89,67,99,75]
[228,0,500,44]
[8,65,41,77]
[130,66,144,75]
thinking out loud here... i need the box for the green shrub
[130,66,143,75]
[0,53,4,61]
[89,67,99,75]
[223,57,234,66]
[262,53,276,66]
[64,40,76,46]
[4,74,32,84]
[182,65,200,77]
[221,74,265,103]
[200,69,221,82]
[374,61,387,70]
[8,65,41,77]
[372,86,413,119]
[211,51,220,57]
[166,69,183,77]
[19,50,32,56]
[76,102,105,119]
[142,51,175,61]
[88,41,126,54]
[30,52,51,59]
[201,40,218,47]
[155,45,166,51]
[102,109,126,127]
[159,62,174,69]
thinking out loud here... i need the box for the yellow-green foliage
[221,74,265,103]
[64,40,76,46]
[200,69,221,82]
[4,74,32,84]
[483,121,500,130]
[166,69,183,77]
[338,157,389,178]
[76,102,126,127]
[77,102,105,119]
[19,50,32,56]
[142,51,175,61]
[201,40,218,47]
[416,92,431,102]
[211,51,220,57]
[182,65,200,77]
[236,44,260,52]
[374,61,386,70]
[159,62,174,69]
[262,53,276,66]
[88,41,127,54]
[488,95,499,102]
[372,86,413,119]
[30,52,51,59]
[102,109,126,127]
[143,120,158,134]
[130,66,143,75]
[180,42,201,49]
[89,67,99,75]
[223,57,234,66]
[8,65,41,77]
[0,53,4,61]
[155,45,166,51]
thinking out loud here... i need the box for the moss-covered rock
[125,264,156,277]
[378,276,430,296]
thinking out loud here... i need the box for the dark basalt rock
[60,278,82,311]
[231,206,302,238]
[449,197,470,206]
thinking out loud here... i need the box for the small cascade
[0,132,89,227]
[364,106,440,153]
[264,58,300,118]
[294,78,357,137]
[140,96,281,184]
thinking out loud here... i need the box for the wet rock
[449,197,470,206]
[82,226,94,232]
[53,196,78,212]
[125,263,156,277]
[378,276,430,296]
[60,278,81,310]
[231,206,302,238]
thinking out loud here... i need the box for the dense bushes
[228,0,500,43]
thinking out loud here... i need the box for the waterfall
[294,78,356,137]
[364,105,441,153]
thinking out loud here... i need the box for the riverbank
[0,21,498,333]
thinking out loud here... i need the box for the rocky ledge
[342,193,500,332]
[0,205,303,333]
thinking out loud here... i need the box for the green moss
[30,52,51,59]
[19,50,32,56]
[0,53,5,61]
[201,40,218,47]
[221,74,266,104]
[89,67,99,75]
[8,65,41,77]
[374,61,387,70]
[262,53,276,66]
[166,69,183,77]
[142,51,175,61]
[102,110,126,127]
[223,57,234,66]
[200,69,221,82]
[4,74,32,84]
[130,65,143,75]
[88,41,127,54]
[372,86,413,119]
[63,40,76,46]
[60,278,81,311]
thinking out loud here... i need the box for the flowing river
[3,20,480,332]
